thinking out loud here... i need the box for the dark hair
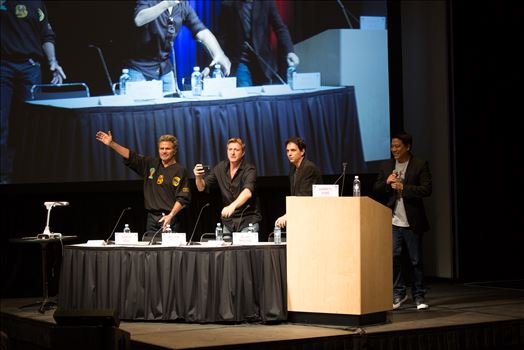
[391,132,412,149]
[285,137,306,151]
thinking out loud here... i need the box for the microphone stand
[236,204,250,232]
[244,42,287,85]
[88,45,114,94]
[333,162,348,196]
[104,207,132,244]
[148,226,164,246]
[336,0,360,29]
[187,203,210,246]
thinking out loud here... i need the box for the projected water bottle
[119,69,130,95]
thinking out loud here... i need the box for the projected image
[1,1,390,184]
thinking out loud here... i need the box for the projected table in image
[58,243,287,322]
[10,87,365,183]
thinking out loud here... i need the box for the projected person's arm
[95,131,130,159]
[134,0,180,27]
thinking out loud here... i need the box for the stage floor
[1,279,523,350]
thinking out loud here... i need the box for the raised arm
[134,0,180,27]
[95,131,130,159]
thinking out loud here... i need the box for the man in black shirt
[127,0,231,93]
[1,0,66,183]
[275,137,322,228]
[193,138,262,233]
[96,131,191,233]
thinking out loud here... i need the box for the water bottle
[273,226,281,245]
[215,223,223,241]
[287,63,296,89]
[191,66,202,96]
[119,69,130,95]
[352,175,361,197]
[123,224,131,234]
[165,224,172,234]
[212,64,224,78]
[247,223,254,233]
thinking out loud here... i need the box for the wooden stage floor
[1,279,523,350]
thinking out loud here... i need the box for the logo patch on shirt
[157,175,164,185]
[15,4,28,18]
[37,8,45,21]
[182,187,190,193]
[172,176,180,187]
[148,168,156,179]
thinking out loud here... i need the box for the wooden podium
[286,196,392,326]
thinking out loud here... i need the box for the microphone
[333,162,348,184]
[336,0,360,29]
[88,44,114,94]
[243,41,287,85]
[187,203,210,246]
[236,204,251,232]
[105,207,132,244]
[148,225,164,246]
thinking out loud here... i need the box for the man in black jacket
[275,137,322,228]
[217,0,299,86]
[373,132,432,311]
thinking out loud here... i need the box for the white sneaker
[416,301,429,310]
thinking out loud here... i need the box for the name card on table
[162,232,186,246]
[233,231,259,245]
[115,231,139,245]
[202,77,237,96]
[313,184,339,197]
[126,80,163,100]
[292,72,321,90]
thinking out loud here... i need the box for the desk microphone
[148,225,165,246]
[105,207,132,244]
[333,162,348,196]
[243,41,287,85]
[236,204,250,232]
[187,203,210,246]
[336,0,360,29]
[88,44,114,93]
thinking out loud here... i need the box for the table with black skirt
[57,243,287,322]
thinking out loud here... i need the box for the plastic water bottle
[215,223,223,241]
[165,224,172,234]
[352,175,361,197]
[123,224,131,233]
[119,68,130,95]
[247,223,254,233]
[212,64,224,78]
[191,66,202,96]
[274,226,281,244]
[287,63,296,89]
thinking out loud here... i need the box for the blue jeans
[1,59,41,183]
[127,68,176,93]
[236,63,253,87]
[392,225,426,300]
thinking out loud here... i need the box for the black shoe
[393,295,408,309]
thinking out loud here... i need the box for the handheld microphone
[105,207,132,244]
[336,0,360,29]
[148,225,164,246]
[187,203,210,246]
[88,44,114,93]
[244,41,287,85]
[236,204,251,232]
